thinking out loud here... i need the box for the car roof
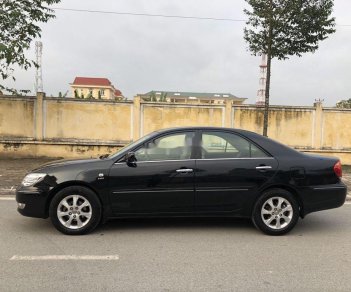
[154,126,249,134]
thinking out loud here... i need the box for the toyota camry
[16,127,347,235]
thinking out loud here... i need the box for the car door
[108,131,196,214]
[194,130,278,213]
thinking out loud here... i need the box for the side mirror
[125,152,137,166]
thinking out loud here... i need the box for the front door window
[135,132,195,161]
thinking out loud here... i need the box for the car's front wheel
[252,189,299,235]
[49,186,101,235]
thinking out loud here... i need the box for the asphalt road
[0,198,350,292]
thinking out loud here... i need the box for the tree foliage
[336,99,351,109]
[58,90,67,98]
[86,91,94,99]
[0,0,60,93]
[143,92,168,102]
[74,89,79,98]
[244,0,336,60]
[244,0,335,136]
[159,92,167,102]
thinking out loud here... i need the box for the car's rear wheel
[252,189,299,235]
[49,186,101,235]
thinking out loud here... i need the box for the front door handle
[256,165,272,170]
[176,168,193,173]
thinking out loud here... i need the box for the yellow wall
[322,109,351,149]
[44,99,132,142]
[1,95,351,163]
[233,107,314,148]
[0,97,35,138]
[142,104,224,135]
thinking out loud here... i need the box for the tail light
[334,161,342,178]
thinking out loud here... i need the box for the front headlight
[21,173,47,187]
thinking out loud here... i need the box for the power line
[52,7,351,27]
[52,7,246,22]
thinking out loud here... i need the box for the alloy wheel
[57,194,92,229]
[261,196,293,230]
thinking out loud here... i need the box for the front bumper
[16,187,49,219]
[301,182,347,216]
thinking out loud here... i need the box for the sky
[4,0,351,106]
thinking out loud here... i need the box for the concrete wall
[141,103,224,136]
[1,94,351,164]
[44,98,132,142]
[0,96,35,139]
[233,106,315,148]
[322,108,351,150]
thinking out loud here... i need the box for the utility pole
[256,54,267,106]
[263,0,273,137]
[35,41,43,93]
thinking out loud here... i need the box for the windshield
[108,132,156,159]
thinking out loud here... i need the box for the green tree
[74,89,79,98]
[144,92,168,102]
[86,91,94,99]
[150,92,157,102]
[244,0,335,136]
[336,99,351,109]
[0,0,60,94]
[159,92,167,102]
[58,91,68,98]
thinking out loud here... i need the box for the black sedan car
[16,127,347,235]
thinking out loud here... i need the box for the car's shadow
[98,217,254,233]
[14,210,346,236]
[95,209,349,236]
[96,213,343,235]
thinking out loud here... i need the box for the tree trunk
[263,53,272,137]
[263,0,273,137]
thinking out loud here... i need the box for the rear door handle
[176,168,193,173]
[256,166,272,170]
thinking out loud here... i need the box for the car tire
[49,186,102,235]
[252,188,299,236]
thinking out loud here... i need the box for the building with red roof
[70,77,123,100]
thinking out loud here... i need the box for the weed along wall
[0,93,351,164]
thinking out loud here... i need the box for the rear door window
[200,131,268,159]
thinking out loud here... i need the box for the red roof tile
[114,89,122,96]
[72,77,112,86]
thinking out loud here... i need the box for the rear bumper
[16,188,49,219]
[301,183,347,216]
